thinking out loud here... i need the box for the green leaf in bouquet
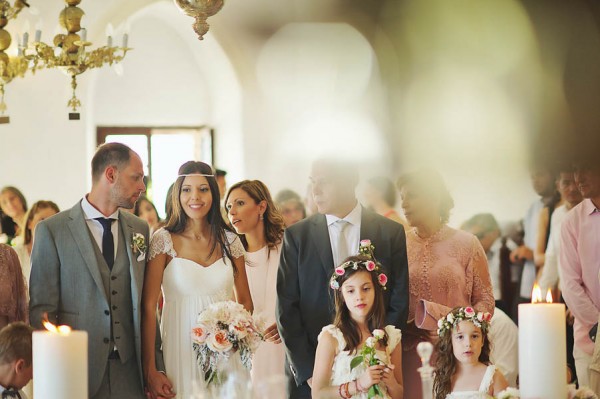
[350,355,364,370]
[368,385,377,398]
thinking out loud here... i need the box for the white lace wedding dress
[149,228,245,399]
[446,365,496,399]
[318,324,402,399]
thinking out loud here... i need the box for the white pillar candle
[518,287,567,399]
[33,327,88,399]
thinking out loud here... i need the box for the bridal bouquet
[191,301,263,385]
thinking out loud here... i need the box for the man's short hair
[462,213,500,234]
[0,322,33,366]
[91,142,133,182]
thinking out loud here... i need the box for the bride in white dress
[141,161,253,399]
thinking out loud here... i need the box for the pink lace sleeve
[0,244,28,323]
[468,236,495,315]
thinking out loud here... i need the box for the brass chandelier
[0,0,29,123]
[24,0,130,119]
[174,0,224,40]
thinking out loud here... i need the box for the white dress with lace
[149,228,245,399]
[318,324,402,399]
[446,365,496,399]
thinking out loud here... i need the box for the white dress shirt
[326,202,362,267]
[0,385,27,399]
[489,307,519,387]
[81,196,120,259]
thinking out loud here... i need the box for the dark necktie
[95,217,115,270]
[2,389,21,398]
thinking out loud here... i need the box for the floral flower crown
[437,307,492,336]
[329,239,388,290]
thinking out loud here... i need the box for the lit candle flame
[546,289,553,303]
[531,283,543,303]
[43,320,72,335]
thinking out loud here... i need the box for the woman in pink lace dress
[0,244,28,329]
[396,170,494,399]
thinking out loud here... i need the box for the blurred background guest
[0,187,28,242]
[536,165,583,386]
[134,195,162,234]
[462,213,516,314]
[511,163,557,305]
[397,169,494,399]
[226,180,286,396]
[215,168,228,201]
[363,176,407,227]
[13,201,60,286]
[0,244,28,330]
[275,189,306,227]
[304,183,318,217]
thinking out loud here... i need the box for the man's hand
[510,245,533,263]
[145,370,175,399]
[263,322,282,344]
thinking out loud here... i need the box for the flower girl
[433,307,508,399]
[312,254,403,399]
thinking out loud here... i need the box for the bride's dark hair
[333,255,388,354]
[165,161,235,269]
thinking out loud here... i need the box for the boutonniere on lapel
[132,233,147,262]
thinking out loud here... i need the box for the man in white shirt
[0,323,33,399]
[277,158,409,398]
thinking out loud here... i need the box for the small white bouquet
[568,385,598,399]
[496,387,520,399]
[191,301,263,385]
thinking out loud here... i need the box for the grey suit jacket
[29,201,164,396]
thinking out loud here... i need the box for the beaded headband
[178,173,215,178]
[437,307,492,336]
[329,239,388,290]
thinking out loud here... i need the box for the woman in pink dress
[225,180,287,397]
[396,170,494,399]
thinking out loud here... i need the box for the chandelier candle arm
[25,0,131,119]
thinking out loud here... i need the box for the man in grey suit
[29,143,169,399]
[277,159,409,398]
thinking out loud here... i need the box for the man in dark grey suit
[29,143,169,399]
[276,159,409,398]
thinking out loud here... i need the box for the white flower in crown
[132,233,147,262]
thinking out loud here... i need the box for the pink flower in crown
[366,261,376,271]
[335,267,345,276]
[464,307,475,318]
[360,239,371,247]
[378,273,388,287]
[483,312,492,322]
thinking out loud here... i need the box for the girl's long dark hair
[333,255,388,353]
[164,161,235,270]
[432,307,492,399]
